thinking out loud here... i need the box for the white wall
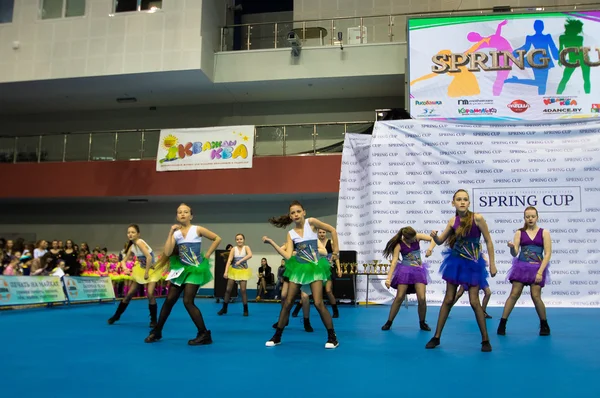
[0,198,339,288]
[200,0,227,81]
[292,0,590,44]
[0,0,208,83]
[0,96,396,135]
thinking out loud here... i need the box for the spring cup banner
[63,277,115,302]
[337,119,600,307]
[156,126,254,171]
[0,276,66,306]
[408,11,600,121]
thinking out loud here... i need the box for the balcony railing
[0,122,374,164]
[220,3,600,51]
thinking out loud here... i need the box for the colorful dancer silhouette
[411,49,480,97]
[465,20,513,96]
[504,20,559,95]
[557,19,590,94]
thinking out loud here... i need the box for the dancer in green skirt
[145,203,221,345]
[263,200,340,349]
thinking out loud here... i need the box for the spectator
[275,258,286,299]
[33,240,48,259]
[3,255,19,276]
[257,258,273,300]
[61,239,80,276]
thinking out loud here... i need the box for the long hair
[124,224,140,254]
[268,200,304,228]
[519,206,539,231]
[154,246,179,271]
[382,227,417,259]
[447,189,474,248]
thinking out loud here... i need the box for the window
[115,0,162,13]
[40,0,85,20]
[0,0,14,23]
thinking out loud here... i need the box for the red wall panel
[0,155,342,198]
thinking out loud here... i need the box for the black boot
[381,320,393,331]
[419,321,431,331]
[188,330,213,346]
[303,318,314,332]
[272,318,289,329]
[107,301,129,324]
[266,327,283,347]
[325,329,339,349]
[332,304,339,318]
[497,318,507,335]
[144,328,162,343]
[291,302,302,317]
[243,304,249,317]
[540,319,550,336]
[149,303,158,328]
[218,303,228,315]
[425,337,440,349]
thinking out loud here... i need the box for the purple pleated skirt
[390,263,430,289]
[507,258,550,287]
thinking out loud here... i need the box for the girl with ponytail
[381,226,436,332]
[426,189,497,352]
[262,200,340,349]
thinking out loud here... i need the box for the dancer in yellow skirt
[145,203,221,345]
[108,224,161,328]
[218,233,253,316]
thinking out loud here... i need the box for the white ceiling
[0,69,404,115]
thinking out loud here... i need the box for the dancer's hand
[490,263,497,278]
[507,241,514,249]
[430,230,438,239]
[171,224,181,233]
[144,271,149,280]
[385,278,391,289]
[535,272,543,284]
[223,272,228,279]
[337,269,342,278]
[425,249,432,257]
[262,236,272,244]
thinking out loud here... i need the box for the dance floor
[2,299,598,397]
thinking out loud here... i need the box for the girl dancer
[318,228,342,318]
[218,233,253,316]
[145,203,221,345]
[425,189,497,352]
[498,206,551,336]
[262,200,339,349]
[382,226,435,331]
[107,225,161,328]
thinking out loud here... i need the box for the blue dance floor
[1,299,598,397]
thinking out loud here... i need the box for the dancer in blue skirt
[425,189,497,352]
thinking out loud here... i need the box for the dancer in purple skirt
[425,189,497,352]
[498,206,551,336]
[382,226,436,331]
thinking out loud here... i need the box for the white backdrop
[337,119,600,307]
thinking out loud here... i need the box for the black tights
[155,283,207,332]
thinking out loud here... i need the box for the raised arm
[508,230,521,258]
[238,245,253,264]
[309,218,339,259]
[164,225,180,256]
[416,233,436,257]
[263,235,293,260]
[197,226,222,259]
[431,218,454,245]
